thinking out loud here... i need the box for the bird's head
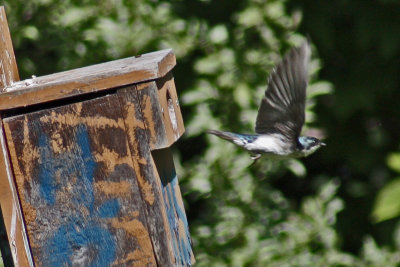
[298,136,326,157]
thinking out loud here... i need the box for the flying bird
[207,41,325,161]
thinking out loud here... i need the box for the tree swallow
[207,41,325,161]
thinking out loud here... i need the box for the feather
[255,41,311,148]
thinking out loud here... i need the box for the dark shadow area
[0,206,14,267]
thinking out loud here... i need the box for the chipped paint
[3,122,37,227]
[152,148,194,266]
[3,96,161,266]
[142,94,157,146]
[1,118,34,266]
[110,213,156,266]
[40,110,125,130]
[94,146,132,175]
[123,101,155,205]
[94,180,131,197]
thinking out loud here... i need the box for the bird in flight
[207,40,325,161]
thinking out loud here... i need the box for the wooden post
[0,6,33,267]
[0,6,194,267]
[0,7,19,91]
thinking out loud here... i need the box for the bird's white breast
[244,134,291,155]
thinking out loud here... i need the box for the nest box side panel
[2,95,156,267]
[152,148,195,266]
[119,79,194,266]
[137,72,185,150]
[117,87,177,266]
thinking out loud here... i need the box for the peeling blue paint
[44,218,116,267]
[158,165,193,266]
[37,124,119,266]
[97,199,120,219]
[38,134,60,205]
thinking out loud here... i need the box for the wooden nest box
[0,7,194,267]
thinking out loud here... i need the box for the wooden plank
[0,116,33,267]
[0,49,176,111]
[152,148,195,266]
[117,87,176,266]
[0,6,19,91]
[3,94,157,266]
[0,6,32,267]
[118,85,193,266]
[137,72,185,150]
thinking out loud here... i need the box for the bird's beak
[321,142,327,146]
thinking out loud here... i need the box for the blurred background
[1,0,400,266]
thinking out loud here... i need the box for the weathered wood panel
[3,94,157,266]
[118,85,193,266]
[0,6,33,267]
[0,117,34,267]
[0,49,176,111]
[137,72,185,150]
[0,6,19,91]
[117,87,176,266]
[152,148,194,266]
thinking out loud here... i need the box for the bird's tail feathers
[206,130,251,147]
[206,130,241,142]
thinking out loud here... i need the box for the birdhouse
[0,7,194,267]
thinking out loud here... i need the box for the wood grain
[117,87,176,266]
[118,84,193,266]
[0,49,176,111]
[137,72,185,150]
[0,6,33,267]
[152,148,195,266]
[0,116,33,267]
[0,6,19,91]
[3,94,157,266]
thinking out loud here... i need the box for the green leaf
[372,178,400,222]
[208,25,228,45]
[386,153,400,173]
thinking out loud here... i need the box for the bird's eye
[311,139,317,145]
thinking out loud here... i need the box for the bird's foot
[248,154,261,167]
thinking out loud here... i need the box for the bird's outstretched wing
[255,41,311,146]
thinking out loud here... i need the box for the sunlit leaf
[209,25,228,45]
[386,153,400,173]
[372,178,400,222]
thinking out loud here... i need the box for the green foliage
[372,178,400,223]
[372,152,400,222]
[2,0,400,266]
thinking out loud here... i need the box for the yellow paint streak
[111,213,156,266]
[49,132,70,154]
[123,102,154,205]
[74,102,83,114]
[40,110,125,130]
[125,102,146,130]
[94,180,131,196]
[142,95,157,147]
[94,146,132,175]
[21,117,39,180]
[3,119,38,227]
[3,119,42,252]
[3,122,23,181]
